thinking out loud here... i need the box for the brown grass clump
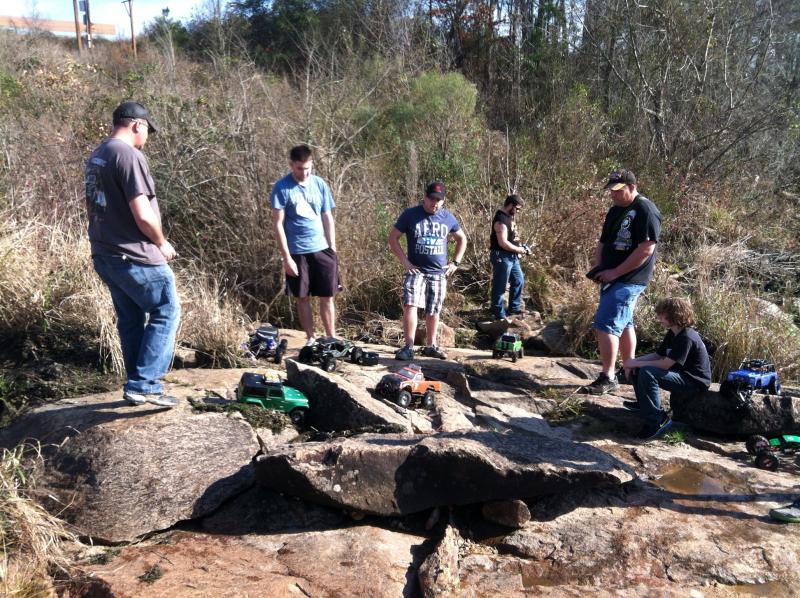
[175,265,251,367]
[0,444,75,597]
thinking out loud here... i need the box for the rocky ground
[2,323,800,597]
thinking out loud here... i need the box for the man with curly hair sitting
[622,297,712,441]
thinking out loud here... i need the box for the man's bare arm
[129,195,175,260]
[271,208,298,277]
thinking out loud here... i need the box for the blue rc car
[720,359,781,411]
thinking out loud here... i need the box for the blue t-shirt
[394,205,461,274]
[270,173,335,255]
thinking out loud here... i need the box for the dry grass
[0,32,798,386]
[0,444,75,597]
[176,266,251,367]
[0,213,251,373]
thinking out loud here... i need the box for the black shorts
[285,248,342,298]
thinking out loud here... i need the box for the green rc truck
[236,372,309,425]
[493,333,524,362]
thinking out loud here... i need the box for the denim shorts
[592,282,646,336]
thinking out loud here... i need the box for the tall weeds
[0,443,75,597]
[0,31,798,383]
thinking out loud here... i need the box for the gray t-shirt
[85,138,164,265]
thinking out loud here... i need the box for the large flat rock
[671,389,800,436]
[254,431,633,516]
[0,391,258,543]
[80,526,428,597]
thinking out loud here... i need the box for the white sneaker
[123,391,180,408]
[304,336,317,347]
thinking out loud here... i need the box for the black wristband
[452,260,460,267]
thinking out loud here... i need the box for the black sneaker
[582,373,619,395]
[636,414,672,441]
[622,400,640,411]
[421,345,448,359]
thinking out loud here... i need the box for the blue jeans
[93,255,181,395]
[635,366,705,427]
[490,250,524,319]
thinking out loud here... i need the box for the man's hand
[445,262,458,277]
[402,257,420,274]
[283,256,299,277]
[520,244,532,256]
[158,240,177,261]
[596,268,619,284]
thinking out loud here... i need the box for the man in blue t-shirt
[388,181,468,360]
[271,144,340,345]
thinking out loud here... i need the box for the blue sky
[3,0,230,39]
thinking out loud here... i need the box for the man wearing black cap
[584,169,661,395]
[489,194,530,320]
[85,101,181,407]
[388,181,468,360]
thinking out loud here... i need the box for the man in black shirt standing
[489,194,530,320]
[623,297,712,441]
[584,170,661,395]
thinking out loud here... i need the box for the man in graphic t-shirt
[388,181,468,360]
[584,169,662,395]
[85,101,181,408]
[271,144,340,345]
[489,194,530,320]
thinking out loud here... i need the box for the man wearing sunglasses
[85,101,180,408]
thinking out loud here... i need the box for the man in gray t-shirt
[85,101,181,407]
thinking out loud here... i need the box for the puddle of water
[652,465,727,495]
[519,561,561,588]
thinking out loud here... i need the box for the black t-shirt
[489,209,519,251]
[657,327,712,389]
[599,194,661,285]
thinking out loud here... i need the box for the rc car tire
[396,390,412,408]
[492,350,499,359]
[518,348,524,359]
[322,356,337,372]
[351,347,363,364]
[423,390,435,409]
[746,435,770,455]
[274,339,288,364]
[298,346,314,364]
[289,408,307,426]
[768,379,780,395]
[511,352,518,363]
[755,451,779,471]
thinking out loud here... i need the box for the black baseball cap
[605,169,636,191]
[113,101,157,133]
[425,181,446,200]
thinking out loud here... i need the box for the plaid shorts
[402,271,447,315]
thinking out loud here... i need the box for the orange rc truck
[376,363,440,408]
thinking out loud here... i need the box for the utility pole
[72,0,83,53]
[84,0,93,48]
[122,0,137,59]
